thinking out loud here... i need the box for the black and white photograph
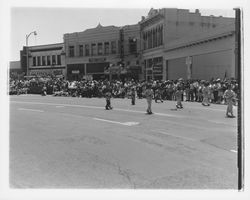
[0,0,249,199]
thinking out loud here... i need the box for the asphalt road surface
[9,95,238,189]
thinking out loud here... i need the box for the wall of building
[18,8,236,81]
[192,50,233,80]
[164,32,235,80]
[167,57,186,80]
[64,24,122,80]
[163,8,234,43]
[138,8,235,81]
[21,43,66,76]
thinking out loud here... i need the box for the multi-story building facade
[20,43,66,77]
[64,23,142,81]
[139,8,235,80]
[18,8,236,81]
[64,24,121,80]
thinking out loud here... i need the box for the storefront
[86,62,109,80]
[144,57,163,80]
[67,63,85,81]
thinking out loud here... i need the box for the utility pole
[25,31,37,76]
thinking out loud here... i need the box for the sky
[10,7,235,61]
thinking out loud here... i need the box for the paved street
[9,95,238,189]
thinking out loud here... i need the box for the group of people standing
[102,78,238,117]
[9,76,238,117]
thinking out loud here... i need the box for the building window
[52,55,56,65]
[98,43,103,55]
[47,56,51,66]
[57,55,61,65]
[129,38,137,54]
[33,57,36,66]
[136,60,139,65]
[143,33,146,50]
[37,56,41,66]
[111,41,116,54]
[91,43,97,56]
[159,26,163,45]
[69,46,75,57]
[104,42,109,54]
[79,45,83,57]
[42,56,46,66]
[85,44,90,56]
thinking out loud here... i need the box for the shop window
[91,43,97,56]
[69,46,75,57]
[42,56,46,66]
[85,44,90,56]
[33,57,36,66]
[47,56,51,65]
[104,42,109,54]
[98,43,103,55]
[57,55,61,65]
[111,41,116,54]
[37,56,41,66]
[79,45,83,56]
[52,55,56,65]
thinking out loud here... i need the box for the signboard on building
[30,69,64,76]
[153,64,163,73]
[89,57,107,63]
[72,70,80,74]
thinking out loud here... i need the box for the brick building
[64,23,142,81]
[139,8,235,80]
[18,8,236,81]
[20,43,66,77]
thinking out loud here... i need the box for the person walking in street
[131,87,136,105]
[223,84,236,118]
[105,89,113,110]
[202,82,210,106]
[144,84,153,114]
[175,86,183,109]
[103,82,113,110]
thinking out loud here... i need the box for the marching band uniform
[105,90,113,110]
[175,87,183,109]
[131,87,136,105]
[223,85,236,117]
[202,84,210,106]
[144,85,153,114]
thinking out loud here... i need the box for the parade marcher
[223,84,236,117]
[155,88,163,103]
[175,86,183,109]
[105,89,113,110]
[131,87,136,105]
[202,82,210,106]
[144,84,153,114]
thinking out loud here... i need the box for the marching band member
[223,84,236,118]
[144,84,153,114]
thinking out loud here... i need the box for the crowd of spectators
[9,76,239,105]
